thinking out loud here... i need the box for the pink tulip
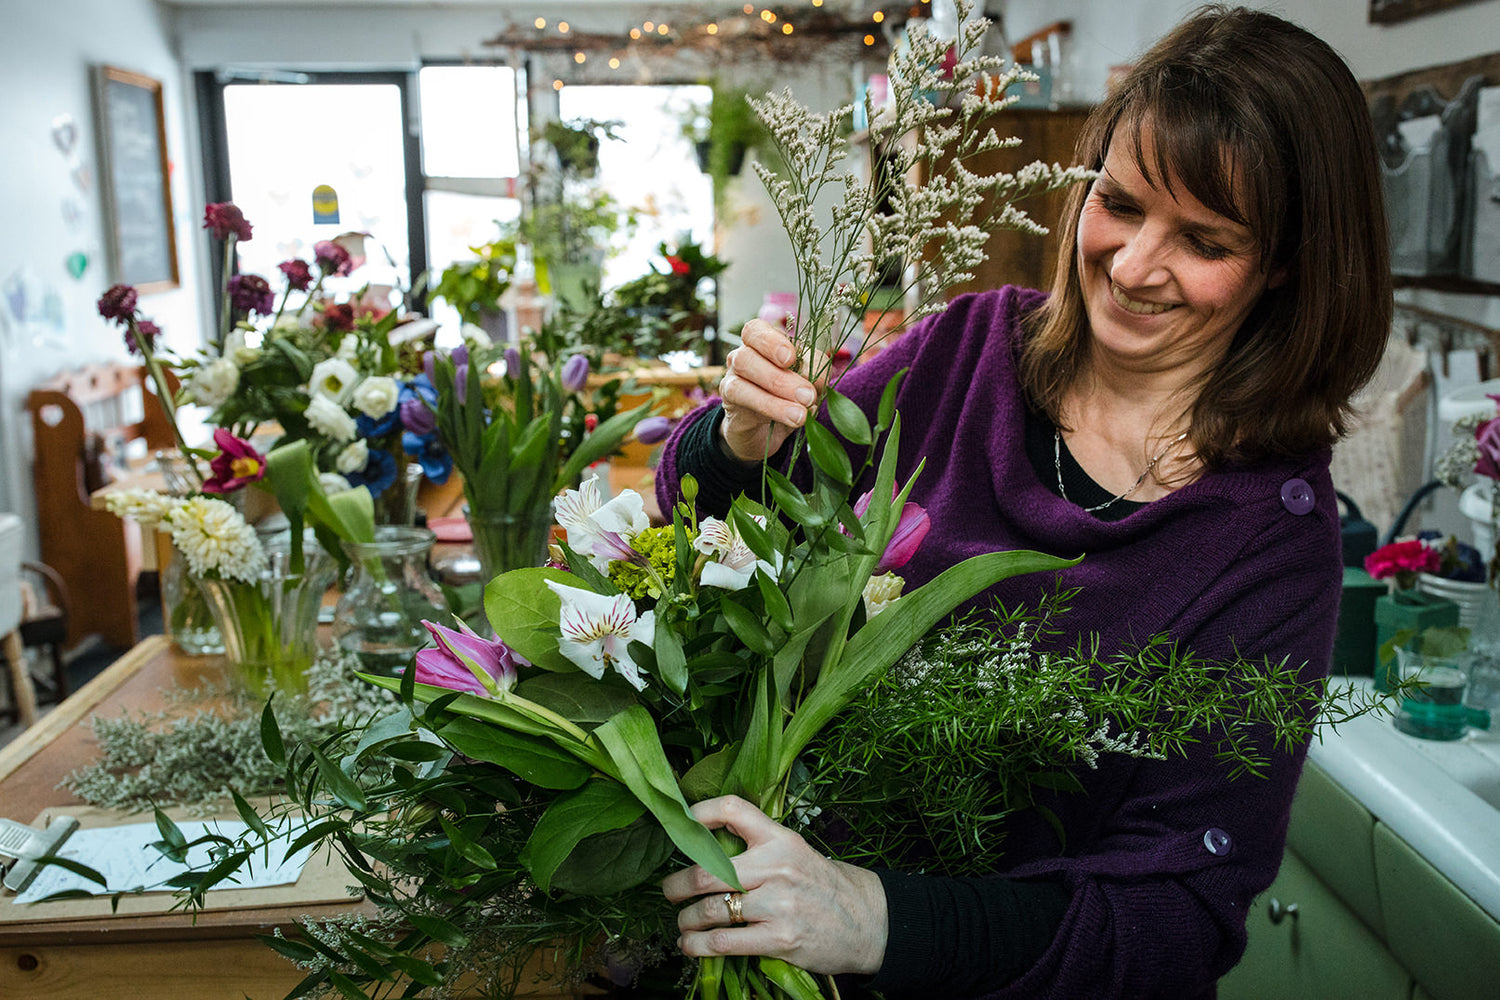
[413,619,525,697]
[201,428,267,493]
[1476,395,1500,480]
[853,486,931,571]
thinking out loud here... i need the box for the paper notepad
[14,819,310,905]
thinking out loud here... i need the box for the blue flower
[348,447,398,496]
[403,429,452,483]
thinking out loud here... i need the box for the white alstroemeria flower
[309,357,360,404]
[335,438,370,475]
[351,375,399,419]
[693,515,780,591]
[862,572,905,618]
[190,357,240,408]
[553,480,650,573]
[305,393,358,442]
[545,580,655,691]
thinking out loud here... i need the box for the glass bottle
[332,526,449,676]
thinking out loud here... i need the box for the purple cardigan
[656,287,1341,998]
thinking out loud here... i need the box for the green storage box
[1335,567,1388,677]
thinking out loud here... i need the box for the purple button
[1280,478,1315,516]
[1204,828,1232,856]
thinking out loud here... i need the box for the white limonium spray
[747,0,1093,381]
[694,514,780,591]
[545,579,656,691]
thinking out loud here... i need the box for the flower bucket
[1460,481,1496,566]
[1373,589,1460,691]
[1416,572,1497,631]
[194,534,339,700]
[153,450,224,656]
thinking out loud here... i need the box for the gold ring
[724,891,746,926]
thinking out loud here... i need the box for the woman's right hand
[718,319,822,464]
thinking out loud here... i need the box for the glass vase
[194,533,339,700]
[370,461,425,526]
[465,506,554,581]
[332,526,449,677]
[152,450,223,656]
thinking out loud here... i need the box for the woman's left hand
[661,794,888,976]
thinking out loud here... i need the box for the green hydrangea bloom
[609,524,689,599]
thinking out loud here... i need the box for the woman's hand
[662,794,888,976]
[718,320,824,465]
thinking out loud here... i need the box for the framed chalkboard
[94,66,179,291]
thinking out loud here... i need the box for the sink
[1311,678,1500,922]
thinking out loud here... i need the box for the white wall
[0,0,204,559]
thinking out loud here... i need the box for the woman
[657,6,1390,998]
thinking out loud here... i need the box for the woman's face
[1076,127,1276,380]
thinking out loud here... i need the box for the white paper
[14,820,310,905]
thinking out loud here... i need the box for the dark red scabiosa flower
[203,202,253,242]
[278,258,313,291]
[96,284,138,324]
[228,273,275,317]
[320,302,356,332]
[124,319,160,356]
[313,240,354,277]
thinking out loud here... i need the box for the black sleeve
[675,404,793,518]
[866,871,1069,998]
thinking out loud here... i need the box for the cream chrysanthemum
[103,488,178,530]
[165,496,265,583]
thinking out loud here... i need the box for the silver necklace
[1054,427,1189,513]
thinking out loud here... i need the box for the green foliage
[424,230,517,328]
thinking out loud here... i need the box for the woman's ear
[1268,265,1290,290]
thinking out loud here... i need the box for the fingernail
[795,387,815,406]
[784,406,805,426]
[777,346,794,366]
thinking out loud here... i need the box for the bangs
[1106,77,1284,268]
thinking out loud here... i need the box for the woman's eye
[1187,235,1232,261]
[1098,194,1136,216]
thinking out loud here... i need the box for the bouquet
[1436,391,1500,584]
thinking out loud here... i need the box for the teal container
[1373,590,1460,690]
[1334,568,1388,677]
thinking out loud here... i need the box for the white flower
[336,439,369,474]
[862,572,905,617]
[103,488,177,530]
[308,357,360,404]
[545,580,656,691]
[305,394,357,442]
[351,375,399,419]
[553,481,650,573]
[190,358,240,408]
[223,329,260,365]
[319,471,352,494]
[337,334,360,361]
[693,515,780,591]
[164,496,265,583]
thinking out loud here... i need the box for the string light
[658,23,670,34]
[872,11,885,23]
[574,51,587,63]
[533,16,546,29]
[706,22,719,35]
[609,57,621,69]
[553,79,564,90]
[782,23,793,34]
[630,27,642,39]
[812,0,823,6]
[558,20,570,33]
[864,33,875,45]
[643,20,654,32]
[743,3,754,13]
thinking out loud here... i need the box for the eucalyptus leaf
[825,388,872,446]
[803,419,853,485]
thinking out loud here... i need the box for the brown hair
[1019,5,1392,468]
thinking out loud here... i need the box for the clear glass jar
[465,506,553,581]
[332,526,449,676]
[152,450,223,656]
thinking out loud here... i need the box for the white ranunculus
[309,357,360,404]
[190,358,240,408]
[351,375,399,419]
[305,393,357,442]
[545,579,655,691]
[336,439,370,474]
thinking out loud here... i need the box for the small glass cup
[1393,648,1487,741]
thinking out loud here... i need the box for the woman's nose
[1110,226,1169,288]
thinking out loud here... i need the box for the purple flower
[561,354,590,393]
[634,415,673,444]
[1476,396,1500,480]
[124,319,160,356]
[314,240,353,277]
[504,347,521,379]
[228,273,275,317]
[97,284,138,324]
[399,376,438,436]
[853,486,931,572]
[413,619,526,696]
[278,259,313,291]
[202,427,267,493]
[203,202,253,242]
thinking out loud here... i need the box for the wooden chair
[1,513,39,728]
[25,363,175,650]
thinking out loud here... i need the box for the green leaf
[230,790,271,842]
[803,419,853,485]
[407,913,470,949]
[719,599,776,657]
[757,958,824,1000]
[593,705,742,890]
[755,568,794,634]
[261,700,286,767]
[482,567,577,672]
[679,748,736,802]
[153,807,188,862]
[876,368,908,433]
[730,506,777,566]
[763,469,825,527]
[438,814,498,870]
[437,716,591,789]
[260,935,321,964]
[520,779,647,890]
[309,745,368,811]
[654,613,689,696]
[515,672,637,727]
[548,814,674,895]
[31,854,108,887]
[557,400,655,487]
[825,388,872,446]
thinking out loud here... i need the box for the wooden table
[0,638,597,999]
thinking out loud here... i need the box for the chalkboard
[94,66,179,291]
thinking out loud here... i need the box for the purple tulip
[504,346,522,379]
[561,354,590,393]
[413,619,526,697]
[634,415,673,444]
[1477,395,1500,480]
[422,349,437,385]
[853,486,931,572]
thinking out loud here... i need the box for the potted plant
[424,228,518,339]
[540,118,620,178]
